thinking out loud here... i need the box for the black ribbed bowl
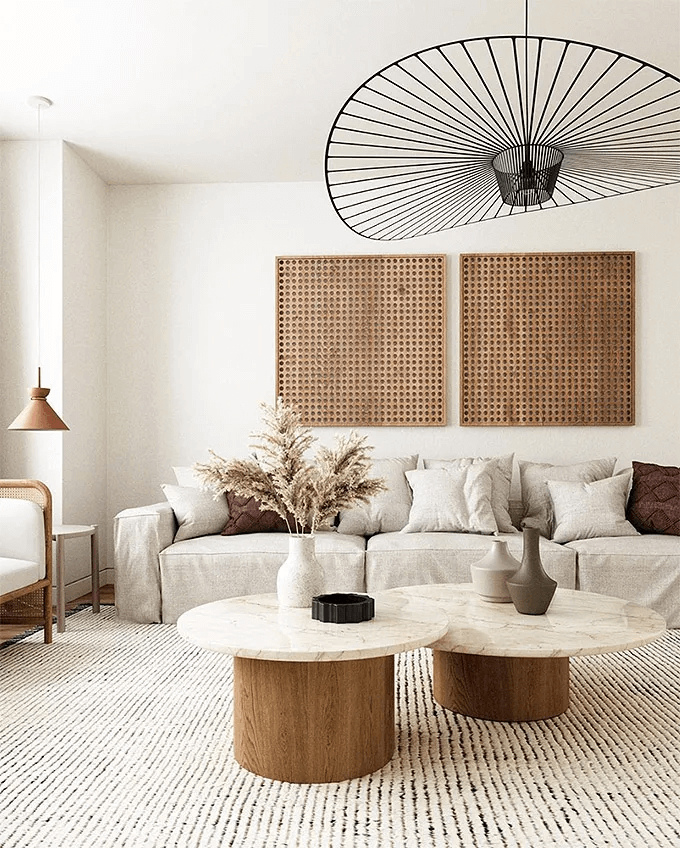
[311,593,375,624]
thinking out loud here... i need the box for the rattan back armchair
[0,479,53,643]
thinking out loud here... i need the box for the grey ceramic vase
[506,526,557,615]
[470,540,520,603]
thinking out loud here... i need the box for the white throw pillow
[161,484,230,542]
[424,454,516,533]
[401,464,498,534]
[173,466,201,487]
[547,473,640,543]
[519,457,617,538]
[337,456,418,535]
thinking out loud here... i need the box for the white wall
[0,140,64,519]
[61,143,109,592]
[107,179,680,528]
[0,140,108,599]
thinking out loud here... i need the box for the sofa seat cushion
[0,557,42,596]
[365,532,576,592]
[567,534,680,627]
[158,531,366,623]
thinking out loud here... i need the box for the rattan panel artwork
[460,252,635,426]
[276,255,446,426]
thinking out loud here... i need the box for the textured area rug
[1,608,680,848]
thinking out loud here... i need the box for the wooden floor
[0,584,115,642]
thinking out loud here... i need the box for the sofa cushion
[626,461,680,536]
[159,530,366,622]
[161,484,229,542]
[567,534,680,627]
[337,455,417,535]
[0,557,42,596]
[519,457,617,537]
[365,531,576,592]
[424,453,516,533]
[222,492,291,535]
[402,465,498,534]
[547,473,639,543]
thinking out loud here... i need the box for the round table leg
[433,650,570,721]
[234,654,395,782]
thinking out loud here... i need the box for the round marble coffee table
[395,584,666,722]
[177,591,448,783]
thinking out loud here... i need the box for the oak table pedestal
[433,650,570,721]
[234,654,394,783]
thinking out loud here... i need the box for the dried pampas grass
[194,399,385,534]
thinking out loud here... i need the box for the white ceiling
[1,0,678,185]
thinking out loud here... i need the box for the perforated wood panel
[276,255,446,426]
[460,252,635,426]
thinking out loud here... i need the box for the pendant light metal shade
[8,369,69,431]
[325,36,680,239]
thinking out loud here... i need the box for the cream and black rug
[1,607,680,848]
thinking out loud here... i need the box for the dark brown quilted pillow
[626,462,680,535]
[221,492,290,535]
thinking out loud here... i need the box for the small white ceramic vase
[470,539,521,603]
[277,534,325,608]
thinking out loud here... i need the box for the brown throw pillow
[222,493,290,535]
[626,461,680,535]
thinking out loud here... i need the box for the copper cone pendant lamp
[8,368,68,431]
[325,1,680,239]
[8,96,69,431]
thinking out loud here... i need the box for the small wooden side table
[52,524,100,633]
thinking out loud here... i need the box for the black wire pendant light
[324,2,680,239]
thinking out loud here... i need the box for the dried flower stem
[194,399,385,534]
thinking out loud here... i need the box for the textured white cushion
[0,499,45,565]
[0,557,42,595]
[519,457,616,537]
[161,484,230,542]
[424,453,516,533]
[548,473,639,543]
[337,455,417,535]
[402,464,498,534]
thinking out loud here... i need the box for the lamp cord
[36,102,42,387]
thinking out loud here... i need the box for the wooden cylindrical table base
[433,650,570,721]
[234,654,395,783]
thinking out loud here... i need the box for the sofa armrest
[114,502,176,623]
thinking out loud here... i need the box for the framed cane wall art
[276,254,446,426]
[460,252,635,426]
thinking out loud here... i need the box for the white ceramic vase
[277,534,325,608]
[470,539,521,603]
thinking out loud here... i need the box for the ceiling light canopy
[325,24,680,239]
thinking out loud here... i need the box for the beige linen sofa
[114,456,680,627]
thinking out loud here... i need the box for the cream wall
[0,141,108,597]
[61,144,109,592]
[0,141,64,518]
[107,180,680,531]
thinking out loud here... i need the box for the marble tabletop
[394,584,666,658]
[177,590,449,662]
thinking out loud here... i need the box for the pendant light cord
[36,101,42,387]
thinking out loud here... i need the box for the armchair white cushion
[0,480,53,643]
[0,498,45,561]
[0,500,46,595]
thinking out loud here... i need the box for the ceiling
[1,0,678,185]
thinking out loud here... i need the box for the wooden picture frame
[276,254,447,426]
[460,252,635,426]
